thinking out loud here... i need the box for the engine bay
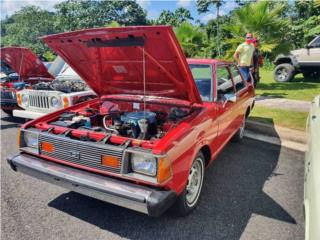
[44,100,192,141]
[32,78,89,93]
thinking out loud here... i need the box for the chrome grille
[29,95,50,108]
[39,134,123,174]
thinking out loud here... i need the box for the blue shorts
[238,66,250,81]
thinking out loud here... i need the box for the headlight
[50,96,61,108]
[21,94,28,106]
[23,131,39,148]
[131,152,157,176]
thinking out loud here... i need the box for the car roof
[187,58,231,65]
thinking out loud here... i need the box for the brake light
[17,128,21,147]
[41,142,55,153]
[157,157,172,183]
[101,155,120,168]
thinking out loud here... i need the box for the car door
[189,63,219,144]
[229,64,250,128]
[300,36,320,65]
[215,64,238,142]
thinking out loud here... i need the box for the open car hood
[0,47,54,80]
[42,26,202,104]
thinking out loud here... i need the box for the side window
[190,64,213,102]
[310,37,320,48]
[216,66,235,101]
[230,65,246,92]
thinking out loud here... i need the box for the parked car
[13,62,96,119]
[273,35,320,82]
[7,26,255,217]
[0,47,55,115]
[304,95,320,240]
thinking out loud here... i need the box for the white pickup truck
[13,57,96,119]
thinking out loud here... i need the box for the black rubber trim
[147,190,177,217]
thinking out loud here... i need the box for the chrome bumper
[7,154,176,217]
[13,109,46,119]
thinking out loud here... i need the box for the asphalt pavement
[1,112,305,240]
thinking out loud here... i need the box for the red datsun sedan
[7,26,255,217]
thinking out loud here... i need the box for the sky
[0,0,239,23]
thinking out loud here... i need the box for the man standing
[233,33,255,81]
[252,38,263,87]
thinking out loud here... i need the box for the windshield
[189,64,212,102]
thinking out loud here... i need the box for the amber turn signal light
[17,94,22,106]
[41,142,55,153]
[101,155,119,168]
[63,96,69,108]
[157,157,172,183]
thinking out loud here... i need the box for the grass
[257,69,320,102]
[249,105,308,131]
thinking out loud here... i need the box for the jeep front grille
[39,133,123,174]
[29,95,50,108]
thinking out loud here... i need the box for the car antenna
[18,49,24,81]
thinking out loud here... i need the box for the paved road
[1,112,304,240]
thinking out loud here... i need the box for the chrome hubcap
[186,158,204,207]
[277,68,288,80]
[239,117,246,138]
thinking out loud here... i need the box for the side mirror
[306,45,312,49]
[223,93,236,107]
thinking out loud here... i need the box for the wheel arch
[199,145,211,167]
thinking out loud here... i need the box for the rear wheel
[232,115,246,142]
[173,152,205,216]
[274,63,295,82]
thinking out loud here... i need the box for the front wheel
[273,63,295,82]
[173,152,205,216]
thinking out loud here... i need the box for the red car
[7,26,255,216]
[0,47,54,115]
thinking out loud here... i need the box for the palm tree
[197,0,225,56]
[222,1,289,59]
[174,22,209,58]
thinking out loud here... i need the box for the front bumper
[7,154,176,217]
[13,109,46,119]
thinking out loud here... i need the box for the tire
[2,109,13,116]
[273,63,295,82]
[232,115,246,142]
[173,152,205,216]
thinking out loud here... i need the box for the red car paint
[1,47,53,80]
[20,26,255,194]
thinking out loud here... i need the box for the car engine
[47,100,191,140]
[32,79,89,93]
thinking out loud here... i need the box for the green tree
[156,7,193,26]
[174,22,210,58]
[54,0,147,31]
[1,6,58,55]
[197,0,225,56]
[222,1,288,59]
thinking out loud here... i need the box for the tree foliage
[155,7,193,26]
[1,6,58,55]
[222,1,289,59]
[54,0,146,31]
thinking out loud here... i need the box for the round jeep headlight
[131,152,157,176]
[21,94,28,106]
[50,96,61,108]
[23,131,39,148]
